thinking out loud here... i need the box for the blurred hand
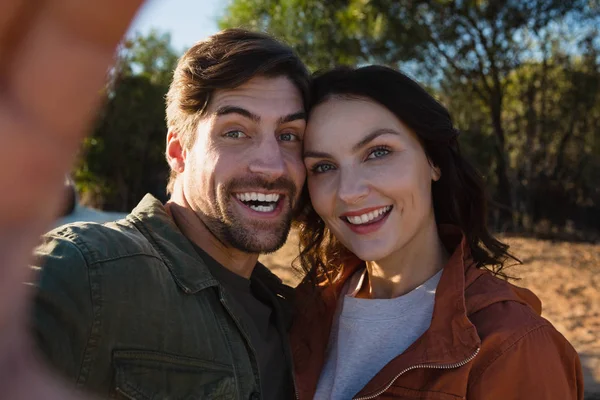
[0,1,143,398]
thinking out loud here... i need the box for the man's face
[176,76,306,253]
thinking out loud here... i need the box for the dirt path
[260,233,600,397]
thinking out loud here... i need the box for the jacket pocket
[113,349,236,400]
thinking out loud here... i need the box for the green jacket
[30,194,296,399]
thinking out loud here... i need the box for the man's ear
[166,130,186,173]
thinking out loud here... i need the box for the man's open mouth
[235,192,282,213]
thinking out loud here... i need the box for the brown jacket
[290,227,584,399]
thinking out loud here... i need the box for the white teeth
[345,206,391,225]
[249,204,276,212]
[235,192,282,210]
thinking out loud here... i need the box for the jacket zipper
[218,292,263,399]
[293,369,300,399]
[353,347,480,400]
[291,357,299,399]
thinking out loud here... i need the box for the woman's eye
[367,147,390,159]
[312,163,336,174]
[224,130,248,139]
[279,132,300,142]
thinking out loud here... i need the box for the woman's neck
[359,218,448,299]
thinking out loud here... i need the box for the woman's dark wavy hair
[294,65,518,286]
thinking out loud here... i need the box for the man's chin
[252,237,288,255]
[220,204,294,253]
[238,229,290,254]
[219,220,290,254]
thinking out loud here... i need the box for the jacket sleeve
[28,233,97,384]
[467,323,584,399]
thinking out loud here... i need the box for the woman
[290,66,583,399]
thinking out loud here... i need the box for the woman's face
[304,97,440,262]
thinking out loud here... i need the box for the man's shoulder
[41,217,159,266]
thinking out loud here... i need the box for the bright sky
[128,0,226,52]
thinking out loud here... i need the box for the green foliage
[74,30,179,211]
[116,30,179,86]
[220,0,374,70]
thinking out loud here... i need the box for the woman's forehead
[305,98,414,150]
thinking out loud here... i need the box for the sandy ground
[260,232,600,398]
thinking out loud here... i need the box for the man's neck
[165,197,259,279]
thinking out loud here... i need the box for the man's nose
[248,136,286,180]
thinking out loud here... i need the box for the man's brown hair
[165,28,310,194]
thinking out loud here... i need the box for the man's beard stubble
[204,176,299,254]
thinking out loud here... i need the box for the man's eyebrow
[352,128,400,152]
[303,150,333,159]
[278,111,307,125]
[214,106,260,122]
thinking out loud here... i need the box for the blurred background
[67,0,599,396]
[77,0,600,241]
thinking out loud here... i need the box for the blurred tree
[221,0,600,233]
[114,30,180,86]
[220,0,370,70]
[503,43,600,234]
[74,30,179,211]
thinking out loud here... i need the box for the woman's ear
[431,164,441,182]
[428,158,441,182]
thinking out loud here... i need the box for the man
[28,26,310,399]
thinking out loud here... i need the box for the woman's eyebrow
[304,128,400,159]
[352,128,400,152]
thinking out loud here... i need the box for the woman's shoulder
[465,270,545,330]
[463,270,574,360]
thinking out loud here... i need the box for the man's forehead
[207,76,304,116]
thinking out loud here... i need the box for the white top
[314,268,443,400]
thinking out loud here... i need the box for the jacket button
[249,392,260,400]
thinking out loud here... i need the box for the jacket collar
[128,194,218,294]
[128,194,295,303]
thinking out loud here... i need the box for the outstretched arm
[0,1,143,398]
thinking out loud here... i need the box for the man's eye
[224,130,248,139]
[312,163,336,174]
[279,132,300,142]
